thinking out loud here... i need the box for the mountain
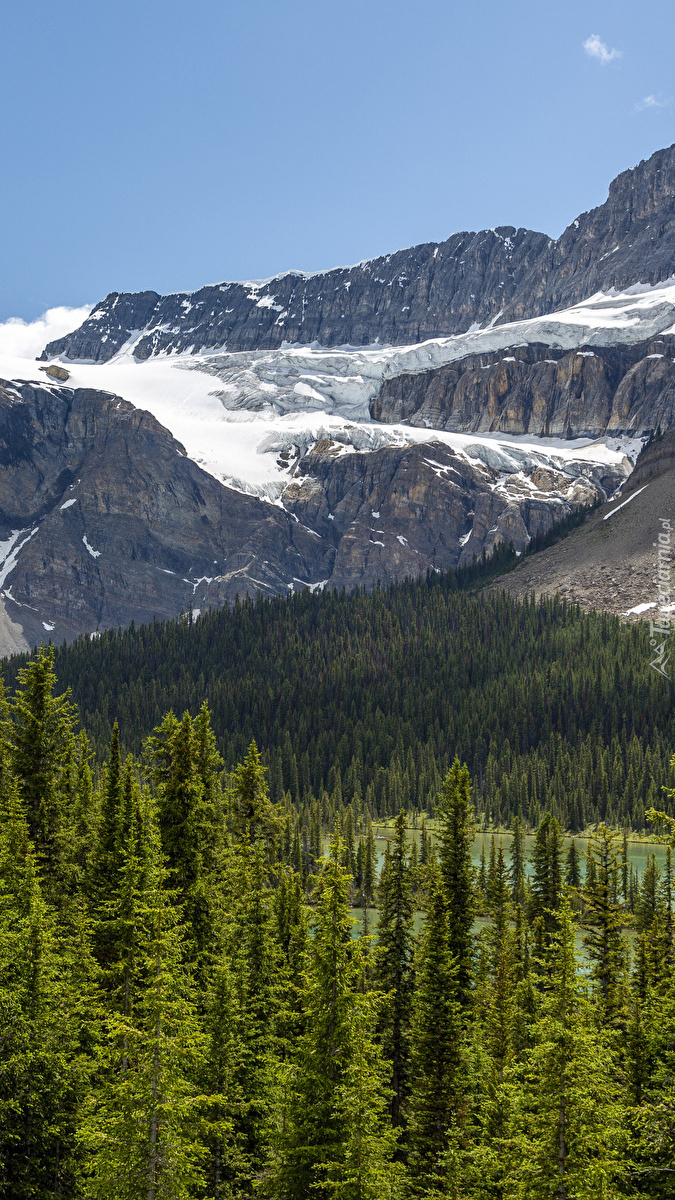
[0,371,620,656]
[0,143,674,648]
[490,429,675,620]
[0,377,333,654]
[43,143,675,361]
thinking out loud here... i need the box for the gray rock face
[501,147,675,322]
[281,439,610,592]
[42,143,675,363]
[41,227,548,362]
[489,434,675,621]
[0,379,332,648]
[372,336,675,437]
[20,142,675,642]
[0,379,622,647]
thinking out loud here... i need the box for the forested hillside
[0,647,674,1198]
[7,571,674,834]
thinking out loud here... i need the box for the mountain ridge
[0,141,666,648]
[43,143,675,363]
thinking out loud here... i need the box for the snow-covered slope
[10,279,672,502]
[0,276,672,651]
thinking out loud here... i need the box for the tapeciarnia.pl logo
[650,517,672,679]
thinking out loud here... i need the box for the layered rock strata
[43,144,675,362]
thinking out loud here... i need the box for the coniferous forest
[5,574,674,835]
[1,568,675,1197]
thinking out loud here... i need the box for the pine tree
[273,866,308,1049]
[582,824,626,1024]
[466,845,517,1198]
[9,645,78,891]
[362,817,376,912]
[436,758,475,1008]
[635,853,663,934]
[71,730,99,890]
[374,808,414,1128]
[0,830,98,1197]
[272,834,392,1199]
[81,801,209,1200]
[529,814,564,969]
[230,839,285,1182]
[564,839,581,889]
[663,845,673,961]
[228,741,282,853]
[510,816,526,909]
[90,721,123,904]
[95,760,149,1037]
[193,700,224,877]
[407,868,464,1193]
[507,900,625,1198]
[343,805,356,879]
[636,974,675,1189]
[419,820,429,867]
[621,829,629,903]
[324,983,402,1200]
[200,952,247,1198]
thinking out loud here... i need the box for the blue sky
[1,0,674,321]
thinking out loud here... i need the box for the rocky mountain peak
[42,143,675,364]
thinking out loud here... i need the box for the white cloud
[636,93,671,111]
[0,305,91,360]
[583,34,621,64]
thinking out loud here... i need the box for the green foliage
[12,577,675,835]
[407,868,464,1192]
[436,758,475,1007]
[272,834,396,1199]
[10,645,78,892]
[582,825,627,1023]
[81,803,209,1200]
[0,836,99,1197]
[374,809,414,1127]
[506,902,626,1199]
[1,611,675,1197]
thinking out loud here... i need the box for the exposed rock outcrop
[42,144,675,363]
[487,432,675,620]
[39,364,70,381]
[282,439,609,592]
[0,380,621,647]
[0,379,332,649]
[372,336,675,437]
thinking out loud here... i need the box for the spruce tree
[510,816,526,909]
[362,816,376,912]
[635,853,663,934]
[0,830,98,1197]
[324,983,402,1200]
[374,808,414,1127]
[582,825,626,1024]
[436,757,475,1007]
[10,645,78,890]
[529,814,564,969]
[231,839,285,1182]
[82,799,208,1200]
[193,699,224,876]
[466,845,517,1198]
[407,868,464,1193]
[272,834,392,1199]
[71,730,99,891]
[507,900,625,1198]
[146,710,225,965]
[200,951,247,1198]
[90,721,123,904]
[228,740,282,852]
[565,838,581,889]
